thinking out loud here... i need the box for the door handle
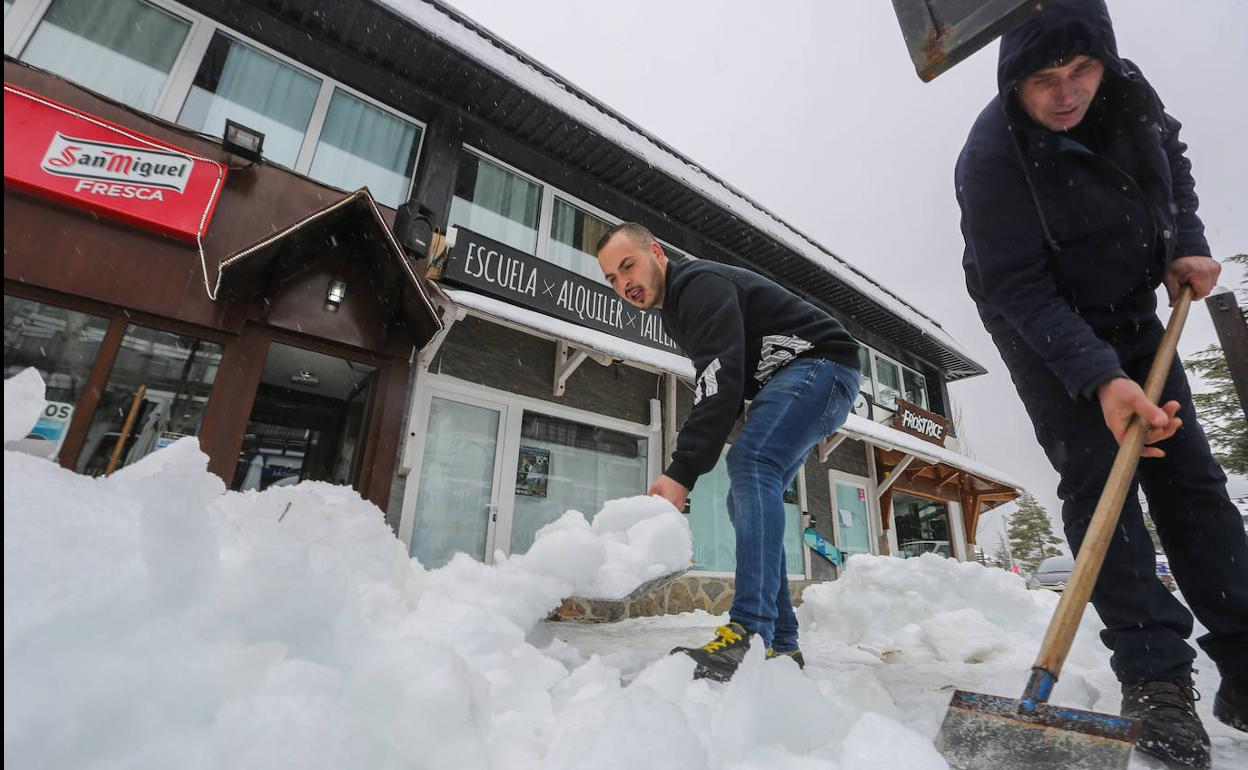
[486,503,499,522]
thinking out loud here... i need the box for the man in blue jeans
[597,222,861,681]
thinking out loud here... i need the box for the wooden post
[104,385,146,476]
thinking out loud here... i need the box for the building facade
[4,0,1020,615]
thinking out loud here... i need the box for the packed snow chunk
[840,712,949,770]
[588,495,692,599]
[918,608,1011,663]
[797,554,1101,668]
[4,367,45,443]
[524,495,691,600]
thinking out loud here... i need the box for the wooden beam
[818,432,847,462]
[877,454,915,496]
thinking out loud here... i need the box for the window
[308,89,423,208]
[450,151,542,255]
[549,198,614,283]
[688,452,803,576]
[3,297,110,460]
[75,325,222,476]
[178,31,321,168]
[893,493,953,559]
[874,356,902,409]
[904,368,929,410]
[858,347,873,397]
[509,413,649,554]
[19,0,191,111]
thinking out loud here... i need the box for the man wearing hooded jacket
[955,1,1247,766]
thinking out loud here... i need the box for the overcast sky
[443,0,1248,554]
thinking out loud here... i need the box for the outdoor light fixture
[324,278,348,312]
[290,370,320,386]
[223,119,265,165]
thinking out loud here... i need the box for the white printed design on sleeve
[754,334,813,384]
[693,358,722,405]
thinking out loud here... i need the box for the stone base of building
[549,574,813,623]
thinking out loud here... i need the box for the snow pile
[3,366,45,443]
[15,370,1239,768]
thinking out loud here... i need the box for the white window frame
[827,468,879,576]
[7,0,426,203]
[399,371,663,565]
[452,144,700,281]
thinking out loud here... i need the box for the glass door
[831,476,873,565]
[407,392,509,569]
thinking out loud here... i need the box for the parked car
[898,540,952,559]
[1030,553,1178,592]
[1030,554,1074,591]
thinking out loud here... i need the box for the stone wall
[550,574,813,623]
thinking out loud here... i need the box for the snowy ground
[4,369,1245,769]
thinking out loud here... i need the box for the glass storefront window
[549,198,613,284]
[904,368,929,409]
[509,412,649,554]
[75,325,222,476]
[3,297,110,460]
[179,32,321,168]
[20,0,191,111]
[450,151,542,255]
[688,452,803,575]
[893,492,953,559]
[875,356,902,409]
[308,89,423,208]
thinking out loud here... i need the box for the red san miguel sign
[3,83,226,241]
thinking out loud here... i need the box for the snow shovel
[935,285,1195,770]
[568,567,691,604]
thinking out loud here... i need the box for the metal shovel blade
[935,690,1140,770]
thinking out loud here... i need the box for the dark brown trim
[4,280,233,345]
[58,317,126,470]
[361,354,412,509]
[200,323,269,484]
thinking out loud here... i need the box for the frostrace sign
[442,228,680,354]
[892,398,951,446]
[3,83,226,241]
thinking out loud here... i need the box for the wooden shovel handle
[1033,286,1194,677]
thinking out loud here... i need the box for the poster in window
[515,446,550,498]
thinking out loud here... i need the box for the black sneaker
[766,647,806,669]
[676,622,753,682]
[1214,672,1248,732]
[1121,674,1211,769]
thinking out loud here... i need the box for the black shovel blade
[891,0,1042,81]
[935,689,1140,770]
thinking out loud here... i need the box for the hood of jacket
[997,0,1126,103]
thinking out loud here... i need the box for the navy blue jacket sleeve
[664,273,747,489]
[1160,111,1210,258]
[957,146,1122,399]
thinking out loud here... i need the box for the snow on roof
[376,0,976,365]
[840,413,1023,490]
[448,289,1018,490]
[445,288,696,378]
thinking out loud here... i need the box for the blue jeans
[726,357,860,650]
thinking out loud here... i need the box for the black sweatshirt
[660,259,860,489]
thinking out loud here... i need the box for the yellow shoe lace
[701,624,743,653]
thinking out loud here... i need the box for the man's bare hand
[1164,255,1220,305]
[1096,378,1181,458]
[649,474,689,512]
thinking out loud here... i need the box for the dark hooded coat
[955,0,1209,399]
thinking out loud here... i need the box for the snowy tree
[1183,253,1248,475]
[1007,491,1063,574]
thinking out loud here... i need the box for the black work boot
[675,622,753,682]
[1214,672,1248,732]
[1121,673,1211,769]
[765,647,806,669]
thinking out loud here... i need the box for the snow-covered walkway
[4,370,1244,768]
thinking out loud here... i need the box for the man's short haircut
[595,222,656,255]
